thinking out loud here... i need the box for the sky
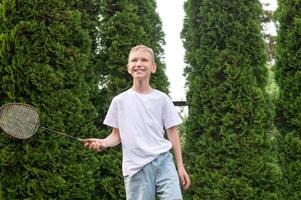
[156,0,277,101]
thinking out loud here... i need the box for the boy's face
[127,50,157,80]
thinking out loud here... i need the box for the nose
[135,61,142,68]
[136,59,143,66]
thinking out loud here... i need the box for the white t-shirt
[103,89,182,176]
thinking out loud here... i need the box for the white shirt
[103,89,182,176]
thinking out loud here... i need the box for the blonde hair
[128,44,155,63]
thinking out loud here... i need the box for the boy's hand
[178,167,191,190]
[82,138,107,152]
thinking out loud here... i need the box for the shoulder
[112,89,133,102]
[153,89,170,98]
[152,90,174,108]
[153,89,172,101]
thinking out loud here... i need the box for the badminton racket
[0,103,83,141]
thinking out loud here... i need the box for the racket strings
[0,104,40,139]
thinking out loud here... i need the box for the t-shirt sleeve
[103,98,119,128]
[163,95,183,129]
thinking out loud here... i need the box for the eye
[142,58,148,62]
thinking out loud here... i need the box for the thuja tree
[0,0,102,199]
[91,0,169,199]
[274,0,301,199]
[75,0,102,108]
[182,0,281,199]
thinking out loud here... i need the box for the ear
[151,63,157,74]
[127,64,131,74]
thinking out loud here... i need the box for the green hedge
[0,0,102,199]
[181,0,281,199]
[274,0,301,199]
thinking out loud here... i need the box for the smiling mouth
[134,69,145,72]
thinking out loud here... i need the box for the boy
[83,44,190,200]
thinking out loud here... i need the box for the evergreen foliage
[75,0,102,102]
[181,0,281,199]
[0,0,102,199]
[274,0,301,199]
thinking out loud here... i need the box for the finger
[183,175,191,190]
[179,174,185,187]
[97,148,104,152]
[180,173,187,188]
[94,142,104,150]
[82,140,91,145]
[84,142,91,148]
[90,142,99,150]
[81,138,94,145]
[86,141,97,149]
[183,181,188,190]
[84,141,95,148]
[181,176,186,186]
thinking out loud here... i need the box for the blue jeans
[124,152,182,200]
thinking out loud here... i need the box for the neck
[132,79,153,94]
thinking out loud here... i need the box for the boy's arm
[83,128,121,151]
[166,126,191,190]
